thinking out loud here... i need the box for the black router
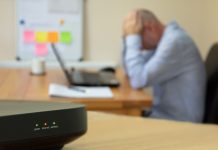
[0,101,87,150]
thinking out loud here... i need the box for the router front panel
[0,101,87,150]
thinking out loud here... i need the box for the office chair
[203,43,218,123]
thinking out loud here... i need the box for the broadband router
[0,101,87,150]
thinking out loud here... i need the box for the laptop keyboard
[81,72,100,83]
[72,70,120,86]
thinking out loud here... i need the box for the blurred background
[0,0,217,63]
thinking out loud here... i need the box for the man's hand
[123,10,143,37]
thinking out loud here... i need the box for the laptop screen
[51,44,73,85]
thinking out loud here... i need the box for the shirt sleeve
[124,34,188,89]
[123,35,155,89]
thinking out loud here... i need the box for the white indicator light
[35,124,39,127]
[53,122,56,125]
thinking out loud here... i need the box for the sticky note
[36,32,48,43]
[23,30,34,43]
[35,44,48,56]
[60,32,72,44]
[48,32,59,43]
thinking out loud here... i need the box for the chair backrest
[203,43,218,123]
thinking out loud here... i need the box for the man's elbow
[129,76,145,89]
[127,68,150,89]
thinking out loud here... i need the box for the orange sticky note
[23,30,35,43]
[48,32,58,43]
[35,44,48,56]
[36,32,48,43]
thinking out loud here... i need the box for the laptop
[51,44,120,87]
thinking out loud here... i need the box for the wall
[0,0,216,62]
[85,0,205,62]
[202,0,218,56]
[0,0,16,60]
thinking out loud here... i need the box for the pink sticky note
[23,30,35,43]
[35,44,48,56]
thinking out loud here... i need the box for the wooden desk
[0,68,152,116]
[64,112,218,150]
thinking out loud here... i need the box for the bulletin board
[16,0,84,61]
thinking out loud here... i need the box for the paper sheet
[48,0,79,14]
[49,83,113,98]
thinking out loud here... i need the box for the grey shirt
[123,22,206,122]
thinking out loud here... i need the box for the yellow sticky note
[36,32,48,43]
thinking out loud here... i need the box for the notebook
[49,83,113,98]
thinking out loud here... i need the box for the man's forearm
[124,35,154,88]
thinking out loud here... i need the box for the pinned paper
[60,32,72,44]
[48,32,59,43]
[36,32,48,43]
[48,0,79,14]
[35,44,48,56]
[23,30,34,43]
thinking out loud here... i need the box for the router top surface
[0,101,84,117]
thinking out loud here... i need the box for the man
[122,9,206,122]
